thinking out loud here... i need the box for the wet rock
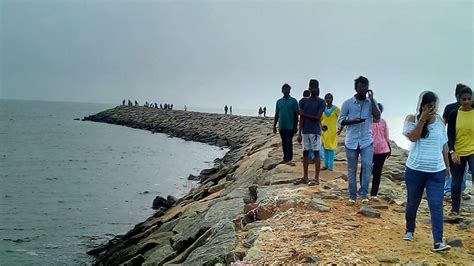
[200,167,219,176]
[358,206,380,218]
[187,174,199,181]
[446,237,463,247]
[152,196,169,210]
[119,254,144,266]
[375,255,400,263]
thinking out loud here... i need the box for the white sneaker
[432,242,451,252]
[403,232,414,241]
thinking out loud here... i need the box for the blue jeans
[451,154,474,213]
[404,167,444,244]
[444,168,467,194]
[346,144,373,199]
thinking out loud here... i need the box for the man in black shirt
[443,84,470,200]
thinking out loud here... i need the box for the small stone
[393,207,405,213]
[375,255,399,263]
[346,222,360,228]
[321,194,339,200]
[306,255,322,263]
[358,206,380,218]
[446,237,463,247]
[312,219,320,225]
[317,231,330,240]
[371,204,389,209]
[309,198,331,212]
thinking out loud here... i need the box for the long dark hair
[416,91,438,138]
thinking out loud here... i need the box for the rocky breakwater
[84,106,474,265]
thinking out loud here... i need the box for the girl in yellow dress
[321,93,340,170]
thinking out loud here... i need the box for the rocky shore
[84,106,473,265]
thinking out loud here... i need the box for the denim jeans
[346,143,373,199]
[451,154,474,213]
[444,168,467,194]
[279,129,294,162]
[404,167,444,244]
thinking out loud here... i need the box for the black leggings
[359,153,389,196]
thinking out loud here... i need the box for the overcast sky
[1,0,473,115]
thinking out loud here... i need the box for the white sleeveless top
[403,116,447,173]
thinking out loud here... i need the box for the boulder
[183,220,237,264]
[308,198,331,212]
[262,157,278,170]
[446,237,463,247]
[358,206,380,218]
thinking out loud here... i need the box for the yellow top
[455,109,474,156]
[321,106,340,150]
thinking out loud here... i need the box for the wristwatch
[449,150,455,154]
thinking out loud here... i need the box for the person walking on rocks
[295,79,326,186]
[224,105,228,115]
[359,103,390,201]
[263,106,267,117]
[273,83,299,165]
[258,107,263,117]
[443,84,470,201]
[447,86,474,216]
[402,91,451,252]
[337,76,380,204]
[320,93,340,171]
[230,106,233,115]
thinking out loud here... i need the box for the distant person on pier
[230,106,232,115]
[224,105,229,115]
[273,83,299,166]
[185,105,187,112]
[402,91,450,252]
[263,106,267,117]
[128,100,132,106]
[122,99,125,106]
[134,100,138,106]
[258,107,263,117]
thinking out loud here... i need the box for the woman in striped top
[402,91,451,252]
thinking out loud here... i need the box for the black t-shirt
[442,102,460,122]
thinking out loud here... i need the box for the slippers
[285,161,296,166]
[308,179,319,186]
[293,178,308,185]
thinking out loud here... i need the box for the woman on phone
[447,86,473,216]
[402,91,451,252]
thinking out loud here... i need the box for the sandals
[293,178,308,185]
[293,178,319,186]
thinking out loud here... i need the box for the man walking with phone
[338,76,381,204]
